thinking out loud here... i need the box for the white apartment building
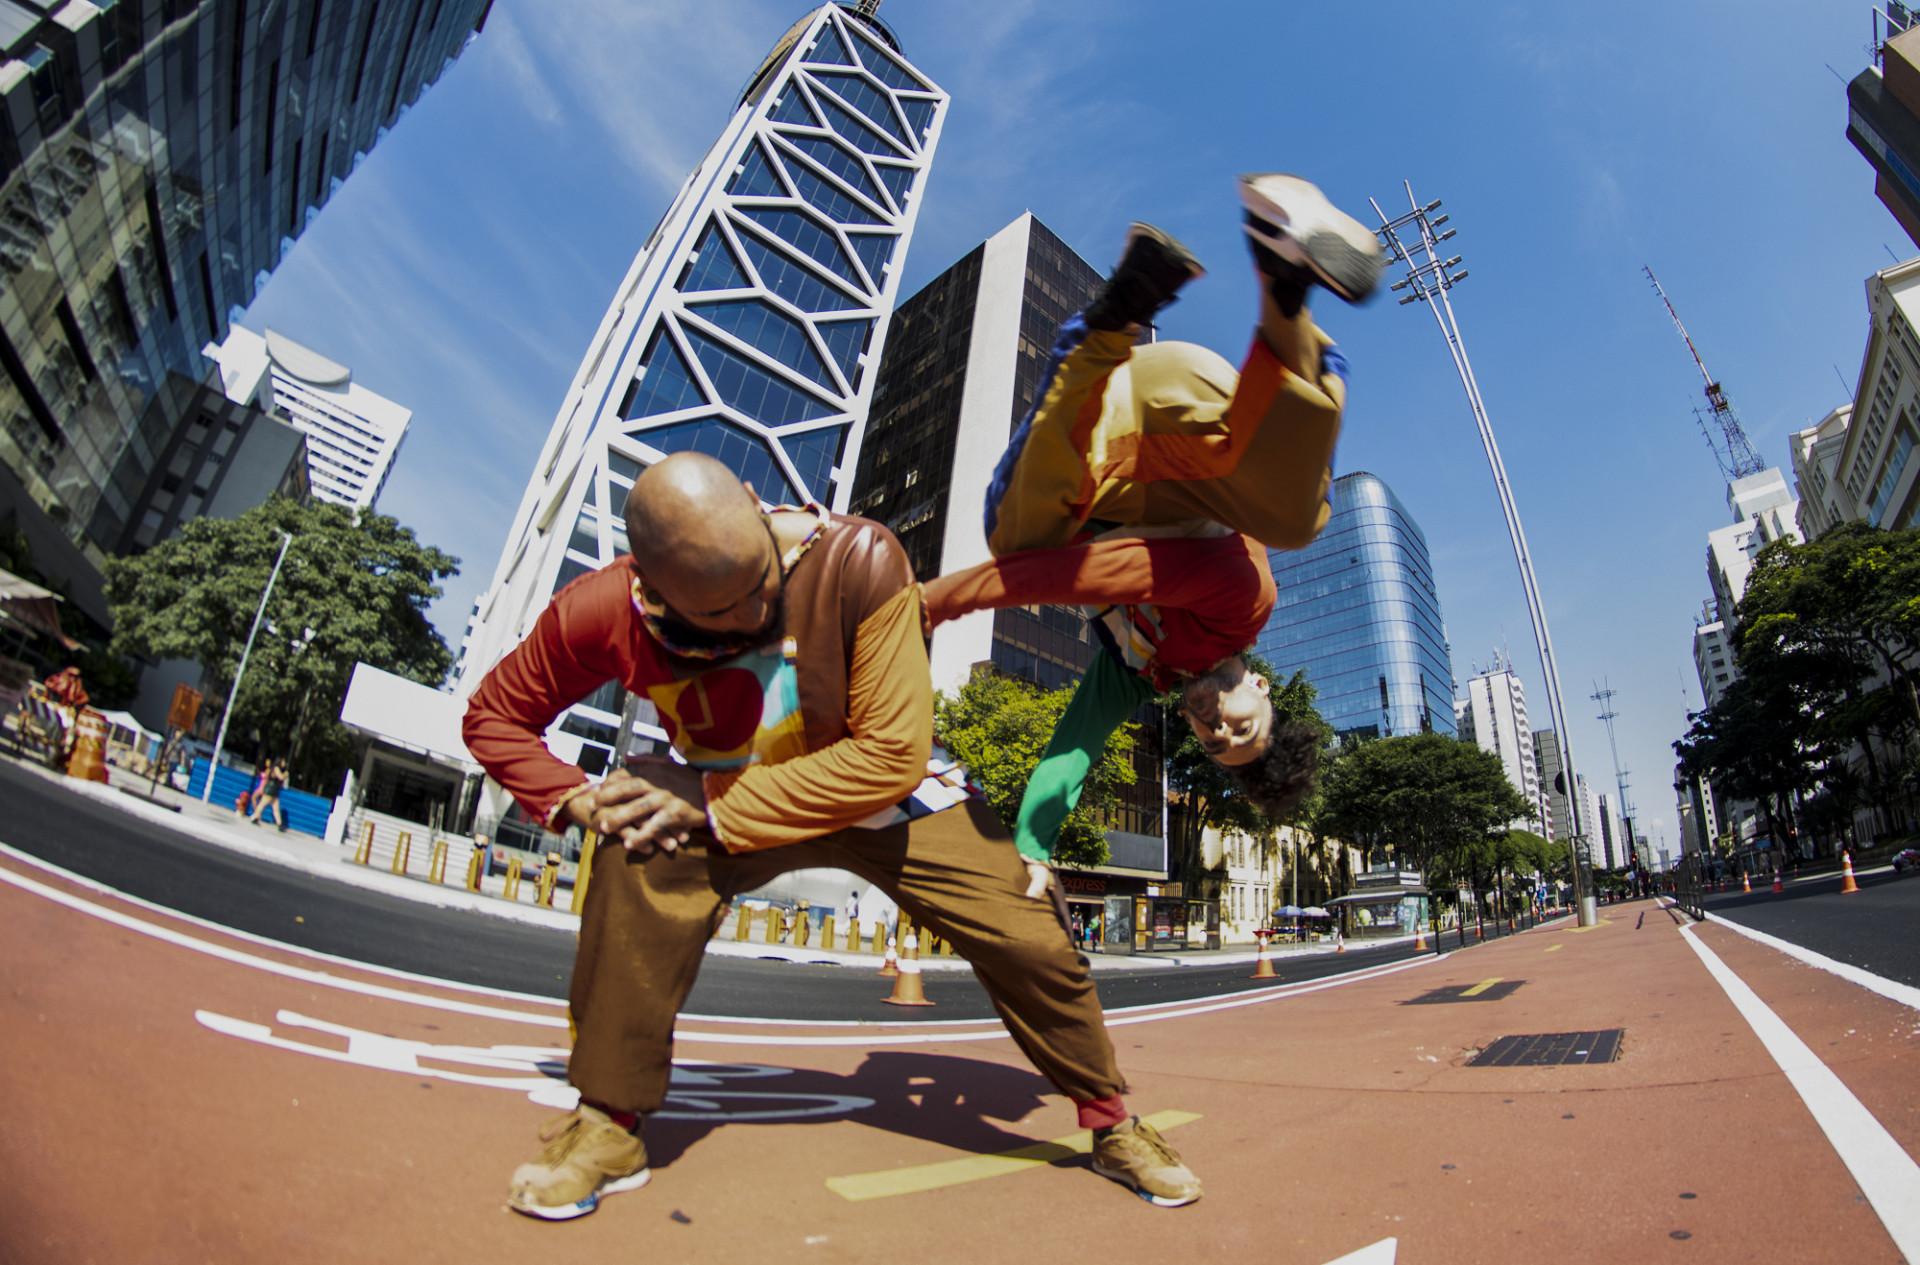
[1456,657,1546,833]
[205,325,411,511]
[1690,467,1803,713]
[1791,404,1853,540]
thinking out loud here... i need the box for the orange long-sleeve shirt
[463,513,932,852]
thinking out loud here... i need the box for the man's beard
[644,595,785,662]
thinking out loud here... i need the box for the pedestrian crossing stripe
[825,1110,1200,1201]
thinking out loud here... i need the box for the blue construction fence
[185,757,330,838]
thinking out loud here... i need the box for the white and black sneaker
[1238,174,1383,315]
[1084,223,1206,332]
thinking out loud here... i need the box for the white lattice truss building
[457,5,946,771]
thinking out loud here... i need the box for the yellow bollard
[428,838,448,884]
[735,905,754,941]
[503,856,523,902]
[871,923,885,956]
[795,900,811,948]
[352,820,374,866]
[766,907,785,944]
[391,830,412,876]
[821,913,835,950]
[571,832,596,915]
[846,918,860,952]
[465,841,485,892]
[537,852,560,907]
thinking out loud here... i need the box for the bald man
[463,453,1202,1220]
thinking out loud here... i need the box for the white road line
[0,843,1440,1044]
[1679,922,1920,1259]
[1703,910,1920,1014]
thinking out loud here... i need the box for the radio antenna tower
[1591,679,1637,872]
[1644,266,1766,481]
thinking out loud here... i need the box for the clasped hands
[563,756,707,855]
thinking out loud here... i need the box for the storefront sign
[1059,872,1107,895]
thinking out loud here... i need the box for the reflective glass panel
[847,232,893,283]
[786,162,882,226]
[871,162,913,209]
[896,95,935,141]
[770,89,821,128]
[684,326,837,425]
[778,424,847,501]
[848,28,931,93]
[783,134,886,207]
[626,331,708,419]
[685,299,835,389]
[734,230,861,313]
[739,207,863,287]
[728,140,786,198]
[807,20,856,67]
[681,222,748,293]
[813,91,901,158]
[811,72,906,144]
[818,318,870,381]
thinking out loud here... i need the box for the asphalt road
[0,759,1427,1021]
[1702,863,1920,987]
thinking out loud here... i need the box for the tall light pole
[202,531,293,804]
[1373,182,1598,925]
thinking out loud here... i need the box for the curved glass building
[1253,471,1454,740]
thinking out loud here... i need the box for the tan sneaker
[507,1105,650,1220]
[1091,1116,1202,1207]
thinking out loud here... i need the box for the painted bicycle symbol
[195,1009,875,1121]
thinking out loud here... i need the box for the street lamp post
[201,531,293,804]
[1372,182,1598,926]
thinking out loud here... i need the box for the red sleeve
[462,568,639,827]
[924,533,1275,672]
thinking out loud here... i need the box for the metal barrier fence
[1671,854,1706,921]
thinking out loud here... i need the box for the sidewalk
[13,753,1437,972]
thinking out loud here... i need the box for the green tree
[933,670,1138,868]
[105,497,458,792]
[1316,732,1531,943]
[1160,650,1332,899]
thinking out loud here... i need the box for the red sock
[581,1098,639,1132]
[1075,1095,1129,1131]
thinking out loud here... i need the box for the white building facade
[453,5,947,780]
[205,325,410,511]
[1457,658,1547,834]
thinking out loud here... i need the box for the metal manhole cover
[1403,981,1527,1005]
[1468,1030,1623,1066]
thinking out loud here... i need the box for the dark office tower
[851,212,1106,692]
[1254,471,1454,741]
[851,212,1167,869]
[0,0,490,629]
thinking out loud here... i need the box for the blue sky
[245,0,1897,857]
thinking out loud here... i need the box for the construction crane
[1644,266,1767,481]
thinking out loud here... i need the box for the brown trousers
[566,797,1125,1115]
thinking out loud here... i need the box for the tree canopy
[105,497,458,790]
[1676,521,1920,849]
[933,670,1138,868]
[1315,732,1532,883]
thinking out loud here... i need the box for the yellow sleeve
[703,584,931,850]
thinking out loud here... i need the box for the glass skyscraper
[0,0,490,628]
[1254,470,1453,740]
[458,4,946,777]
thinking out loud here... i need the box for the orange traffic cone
[1772,869,1784,895]
[1334,929,1346,954]
[877,931,899,978]
[1249,931,1277,980]
[882,930,934,1006]
[1742,874,1751,894]
[1414,925,1428,952]
[1839,851,1860,895]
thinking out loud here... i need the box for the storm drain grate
[1403,981,1527,1005]
[1469,1030,1623,1067]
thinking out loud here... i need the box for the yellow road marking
[1571,918,1615,934]
[1460,977,1504,997]
[1544,944,1563,952]
[825,1109,1202,1202]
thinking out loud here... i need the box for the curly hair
[1230,721,1323,821]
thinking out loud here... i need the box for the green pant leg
[1014,648,1155,863]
